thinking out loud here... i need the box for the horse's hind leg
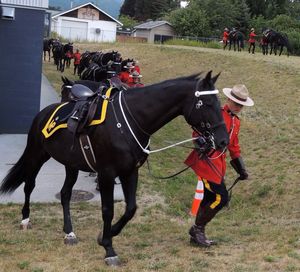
[111,169,138,237]
[21,150,50,229]
[97,172,120,266]
[60,167,79,245]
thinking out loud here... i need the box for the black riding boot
[189,206,218,247]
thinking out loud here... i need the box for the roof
[51,2,122,26]
[134,20,172,30]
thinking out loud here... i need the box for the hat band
[230,90,247,102]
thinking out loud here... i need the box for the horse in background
[43,38,56,62]
[80,51,123,81]
[228,30,245,52]
[52,42,74,72]
[77,51,99,77]
[63,42,74,69]
[262,29,292,56]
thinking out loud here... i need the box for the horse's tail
[0,149,29,194]
[0,111,49,194]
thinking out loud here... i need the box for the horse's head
[112,51,122,63]
[183,71,229,152]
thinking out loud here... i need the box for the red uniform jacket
[248,32,256,43]
[184,105,241,184]
[119,71,130,83]
[134,65,141,74]
[73,53,81,65]
[223,31,229,42]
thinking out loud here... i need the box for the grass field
[0,43,300,272]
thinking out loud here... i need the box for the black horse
[0,71,228,266]
[43,38,56,62]
[52,42,73,72]
[77,51,99,77]
[80,51,123,81]
[228,30,245,52]
[80,63,108,82]
[262,29,292,56]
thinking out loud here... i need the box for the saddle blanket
[42,87,112,138]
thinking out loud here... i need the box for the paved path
[0,75,124,204]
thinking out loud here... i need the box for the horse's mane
[148,73,202,89]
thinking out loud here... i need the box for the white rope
[119,91,151,154]
[148,137,199,154]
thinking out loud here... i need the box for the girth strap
[79,134,97,172]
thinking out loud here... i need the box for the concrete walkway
[0,75,124,204]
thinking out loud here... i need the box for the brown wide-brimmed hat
[223,84,254,106]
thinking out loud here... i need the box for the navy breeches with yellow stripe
[200,179,229,212]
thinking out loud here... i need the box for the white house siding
[133,29,149,41]
[52,16,117,42]
[149,24,175,42]
[1,0,48,8]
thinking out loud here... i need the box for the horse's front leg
[111,168,138,237]
[97,172,120,266]
[279,45,283,56]
[61,167,79,245]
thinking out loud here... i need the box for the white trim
[52,2,123,26]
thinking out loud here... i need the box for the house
[133,20,175,43]
[0,0,48,133]
[51,2,122,42]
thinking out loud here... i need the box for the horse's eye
[201,122,205,128]
[206,123,211,129]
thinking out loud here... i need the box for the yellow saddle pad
[42,87,112,138]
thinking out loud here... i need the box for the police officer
[185,84,254,247]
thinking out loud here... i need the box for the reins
[118,90,199,155]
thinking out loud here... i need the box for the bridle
[116,85,223,156]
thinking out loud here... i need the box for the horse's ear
[61,76,74,86]
[203,70,212,85]
[211,72,221,84]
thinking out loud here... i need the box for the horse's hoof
[97,233,103,246]
[64,232,78,245]
[105,256,121,266]
[20,219,32,230]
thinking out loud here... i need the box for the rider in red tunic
[73,49,81,75]
[185,84,254,247]
[223,28,229,50]
[127,71,144,88]
[118,62,135,85]
[248,28,257,54]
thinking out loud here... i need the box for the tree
[120,0,181,21]
[118,15,138,28]
[232,0,251,32]
[168,4,210,37]
[120,0,136,18]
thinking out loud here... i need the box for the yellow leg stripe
[202,179,213,192]
[210,194,221,209]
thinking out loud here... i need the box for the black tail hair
[0,150,27,194]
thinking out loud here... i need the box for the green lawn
[0,42,299,272]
